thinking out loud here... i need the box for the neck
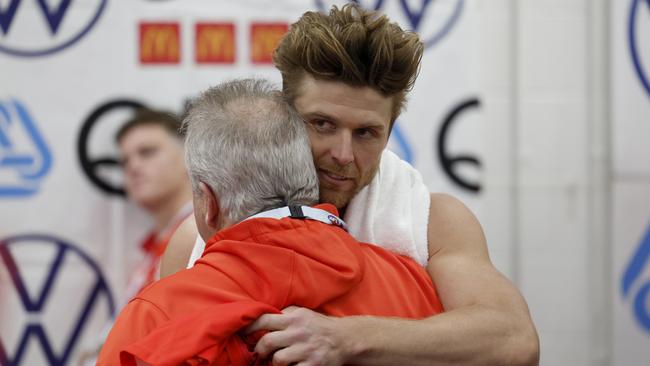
[149,187,193,237]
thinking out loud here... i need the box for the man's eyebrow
[358,123,386,131]
[136,144,159,152]
[302,111,336,121]
[303,112,386,130]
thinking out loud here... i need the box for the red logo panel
[250,23,288,64]
[139,23,181,64]
[195,23,236,64]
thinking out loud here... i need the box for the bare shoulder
[160,215,198,278]
[427,193,489,259]
[426,193,522,311]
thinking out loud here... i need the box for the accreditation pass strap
[245,205,349,232]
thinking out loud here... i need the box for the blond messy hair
[273,4,424,124]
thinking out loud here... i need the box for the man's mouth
[320,170,350,181]
[318,169,356,189]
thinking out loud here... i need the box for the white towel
[343,149,430,266]
[187,149,431,268]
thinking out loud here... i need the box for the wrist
[337,316,373,363]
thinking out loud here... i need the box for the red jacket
[98,204,443,365]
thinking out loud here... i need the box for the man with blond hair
[163,5,539,365]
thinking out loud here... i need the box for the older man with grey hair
[183,79,319,235]
[97,78,443,366]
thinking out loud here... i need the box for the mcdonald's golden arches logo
[139,23,181,64]
[250,23,288,64]
[195,23,236,64]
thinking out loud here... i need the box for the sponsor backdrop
[0,0,481,364]
[3,0,648,365]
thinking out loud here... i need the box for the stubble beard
[317,162,379,211]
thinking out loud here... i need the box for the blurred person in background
[116,109,193,295]
[162,5,538,366]
[78,109,194,365]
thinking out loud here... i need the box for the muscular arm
[251,193,539,366]
[335,193,538,365]
[159,215,198,278]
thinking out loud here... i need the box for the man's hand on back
[247,306,352,366]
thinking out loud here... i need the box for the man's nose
[123,156,141,176]
[331,131,354,166]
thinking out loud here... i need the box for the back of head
[183,78,319,225]
[274,4,423,122]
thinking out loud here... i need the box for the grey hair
[182,78,319,225]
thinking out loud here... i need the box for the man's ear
[198,182,220,230]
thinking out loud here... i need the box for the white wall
[479,0,612,365]
[611,0,650,364]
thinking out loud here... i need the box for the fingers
[247,307,343,365]
[252,308,315,359]
[254,327,299,358]
[270,343,340,366]
[245,306,310,334]
[281,305,300,313]
[245,313,291,334]
[247,310,307,358]
[270,345,311,366]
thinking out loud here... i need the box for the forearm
[342,305,539,366]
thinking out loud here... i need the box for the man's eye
[140,147,157,158]
[311,120,334,132]
[356,128,375,139]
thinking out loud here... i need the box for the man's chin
[319,189,354,211]
[131,193,164,211]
